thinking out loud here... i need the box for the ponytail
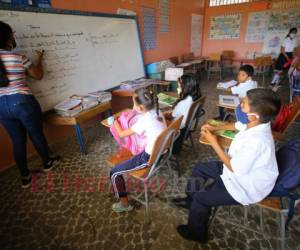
[0,59,9,87]
[151,90,163,122]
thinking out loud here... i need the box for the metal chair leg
[244,206,248,224]
[259,207,264,231]
[280,212,286,250]
[189,134,195,152]
[144,183,150,223]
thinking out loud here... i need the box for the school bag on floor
[110,109,146,155]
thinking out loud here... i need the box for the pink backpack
[110,109,147,155]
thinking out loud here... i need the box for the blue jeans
[0,94,50,177]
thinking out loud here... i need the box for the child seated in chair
[110,88,166,213]
[217,64,257,123]
[164,74,202,155]
[288,51,300,98]
[174,88,281,243]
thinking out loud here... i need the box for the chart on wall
[245,11,270,43]
[141,6,157,50]
[191,14,203,56]
[262,9,300,56]
[209,14,242,40]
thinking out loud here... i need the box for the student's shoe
[112,202,134,213]
[177,225,208,243]
[21,175,32,189]
[43,156,61,172]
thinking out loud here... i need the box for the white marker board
[0,7,145,111]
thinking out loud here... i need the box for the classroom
[0,0,300,249]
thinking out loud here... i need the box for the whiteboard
[0,7,145,111]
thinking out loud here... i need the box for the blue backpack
[275,139,300,192]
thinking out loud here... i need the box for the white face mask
[290,33,296,39]
[247,113,260,119]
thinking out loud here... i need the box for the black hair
[133,88,163,122]
[239,64,254,77]
[247,88,281,124]
[0,21,14,87]
[286,27,298,38]
[176,73,201,105]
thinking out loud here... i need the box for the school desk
[100,108,130,128]
[199,127,285,150]
[45,101,111,155]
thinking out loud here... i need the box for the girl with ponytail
[110,88,166,213]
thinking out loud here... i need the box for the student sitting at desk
[164,74,202,154]
[174,88,281,243]
[110,88,166,212]
[217,64,257,123]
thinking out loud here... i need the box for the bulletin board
[209,14,242,40]
[245,11,270,43]
[262,9,300,56]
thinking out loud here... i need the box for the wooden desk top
[45,101,111,126]
[101,108,130,128]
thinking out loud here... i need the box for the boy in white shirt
[218,64,257,121]
[174,88,281,243]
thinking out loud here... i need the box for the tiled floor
[0,76,299,250]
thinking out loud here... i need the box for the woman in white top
[164,74,202,155]
[271,27,298,86]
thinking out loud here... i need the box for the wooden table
[45,101,112,155]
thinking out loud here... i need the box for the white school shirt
[172,95,193,129]
[131,109,167,155]
[221,122,279,205]
[231,79,257,98]
[282,37,297,53]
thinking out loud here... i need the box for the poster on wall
[142,6,157,51]
[245,11,270,43]
[262,9,300,56]
[191,14,203,56]
[159,0,170,33]
[209,14,242,40]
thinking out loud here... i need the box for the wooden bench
[45,101,112,154]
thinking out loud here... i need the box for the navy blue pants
[110,151,150,198]
[185,161,239,240]
[0,94,50,177]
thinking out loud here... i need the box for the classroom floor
[0,75,300,250]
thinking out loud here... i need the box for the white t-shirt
[131,109,167,154]
[282,37,297,53]
[172,95,193,129]
[221,122,279,205]
[231,79,257,98]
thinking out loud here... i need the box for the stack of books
[88,91,112,103]
[71,95,99,110]
[207,119,237,140]
[54,98,83,117]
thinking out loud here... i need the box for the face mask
[247,113,260,119]
[177,87,182,95]
[290,33,296,39]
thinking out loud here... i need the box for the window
[209,0,257,7]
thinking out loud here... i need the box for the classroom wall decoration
[209,14,242,40]
[262,9,300,56]
[142,6,157,50]
[191,14,203,56]
[245,11,269,43]
[159,0,170,33]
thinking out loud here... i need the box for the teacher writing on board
[271,27,298,87]
[0,21,60,188]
